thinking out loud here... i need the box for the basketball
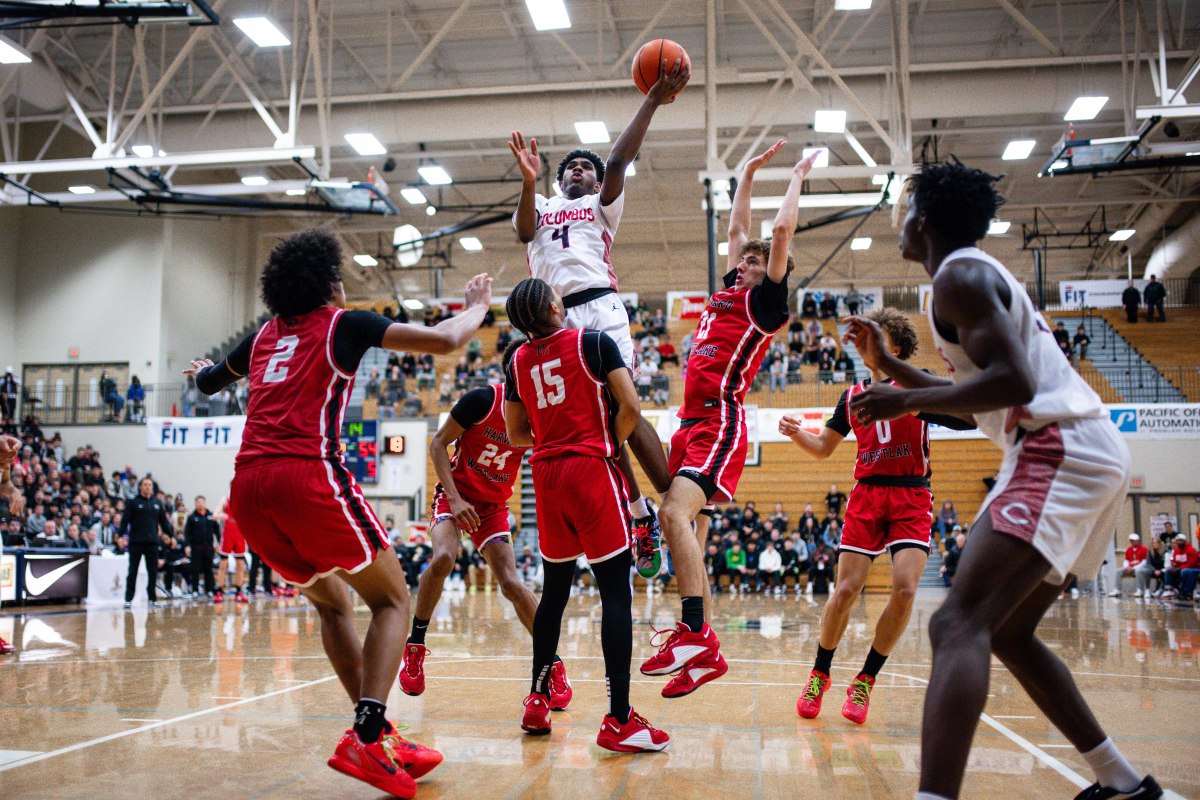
[632,38,690,96]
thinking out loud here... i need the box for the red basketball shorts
[430,484,512,551]
[230,457,390,587]
[532,455,630,564]
[668,415,748,504]
[839,483,934,559]
[219,518,247,558]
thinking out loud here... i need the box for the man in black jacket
[119,476,173,607]
[1121,280,1140,324]
[183,495,219,597]
[1144,274,1166,322]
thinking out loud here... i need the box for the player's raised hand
[778,415,804,438]
[849,381,909,423]
[842,315,889,372]
[647,57,690,105]
[794,149,823,178]
[509,132,540,183]
[182,359,214,377]
[745,139,787,173]
[464,273,493,309]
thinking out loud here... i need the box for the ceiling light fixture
[68,185,96,195]
[850,237,872,251]
[988,220,1012,235]
[240,176,269,186]
[400,187,427,204]
[459,237,484,251]
[574,121,610,144]
[625,162,636,177]
[1064,96,1108,121]
[284,188,307,196]
[525,0,571,31]
[814,109,847,133]
[233,17,291,47]
[1002,139,1036,160]
[345,133,387,156]
[354,254,379,267]
[417,165,452,185]
[834,0,872,8]
[0,36,32,64]
[1109,229,1135,241]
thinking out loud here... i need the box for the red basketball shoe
[842,674,874,725]
[639,622,720,676]
[595,708,670,753]
[234,590,249,604]
[796,669,831,719]
[327,730,417,799]
[521,693,552,735]
[398,643,428,697]
[661,651,728,698]
[212,590,223,604]
[382,725,443,779]
[548,660,573,710]
[0,636,13,655]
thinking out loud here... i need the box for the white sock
[915,793,953,800]
[629,496,650,519]
[1080,738,1141,793]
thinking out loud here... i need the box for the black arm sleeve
[332,310,394,375]
[826,390,852,437]
[503,357,521,402]
[748,276,790,331]
[917,412,977,431]
[582,331,626,378]
[195,332,255,396]
[450,387,495,429]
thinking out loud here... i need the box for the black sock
[814,644,835,676]
[607,675,631,724]
[353,698,387,744]
[861,647,888,679]
[681,596,704,633]
[409,616,430,645]
[531,662,553,696]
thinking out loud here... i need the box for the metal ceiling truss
[0,1,218,31]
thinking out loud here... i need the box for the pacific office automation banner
[147,416,245,449]
[1059,279,1147,309]
[667,290,709,320]
[1106,404,1200,439]
[799,286,885,314]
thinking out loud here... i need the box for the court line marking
[119,718,159,723]
[0,674,339,773]
[992,715,1038,719]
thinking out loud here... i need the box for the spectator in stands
[647,308,667,337]
[1110,533,1148,597]
[1136,537,1166,598]
[808,541,833,594]
[845,284,863,315]
[1162,533,1199,599]
[788,330,805,356]
[801,292,818,319]
[825,484,846,517]
[940,531,966,586]
[818,331,838,361]
[1073,325,1090,362]
[1,368,18,420]
[496,326,513,354]
[125,376,145,423]
[833,350,855,382]
[758,541,783,594]
[743,540,761,592]
[817,347,835,383]
[823,519,842,550]
[819,293,838,319]
[63,522,83,549]
[1052,321,1072,360]
[517,545,536,584]
[936,500,958,541]
[768,356,787,393]
[780,538,802,592]
[466,337,483,366]
[99,371,124,421]
[768,502,789,532]
[1121,280,1141,324]
[1158,520,1177,547]
[1144,274,1166,322]
[657,336,679,367]
[725,541,747,592]
[24,502,46,539]
[90,509,118,548]
[40,518,60,543]
[365,368,381,401]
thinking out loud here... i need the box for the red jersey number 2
[263,336,299,384]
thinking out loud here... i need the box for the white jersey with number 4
[927,246,1104,452]
[516,190,625,298]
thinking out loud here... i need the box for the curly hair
[909,158,1005,244]
[556,149,605,186]
[740,238,795,276]
[259,229,343,318]
[505,277,558,339]
[866,306,919,361]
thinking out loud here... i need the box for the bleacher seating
[1098,307,1200,402]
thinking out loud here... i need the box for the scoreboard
[340,419,379,484]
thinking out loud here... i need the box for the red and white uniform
[507,328,630,563]
[431,384,528,550]
[228,306,390,587]
[929,246,1130,583]
[218,497,248,558]
[828,380,935,558]
[517,190,637,371]
[670,279,789,503]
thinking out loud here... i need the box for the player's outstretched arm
[849,261,1035,422]
[429,413,481,534]
[600,57,690,206]
[185,333,252,396]
[778,416,844,459]
[381,274,493,356]
[510,132,539,243]
[767,150,822,283]
[727,138,786,273]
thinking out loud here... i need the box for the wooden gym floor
[0,588,1195,799]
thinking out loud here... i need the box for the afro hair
[259,228,343,319]
[909,158,1006,244]
[556,149,605,186]
[865,307,919,361]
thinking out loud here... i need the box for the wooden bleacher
[1098,307,1200,401]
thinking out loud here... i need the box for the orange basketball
[632,38,690,97]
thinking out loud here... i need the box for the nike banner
[20,553,88,601]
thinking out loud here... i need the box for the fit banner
[146,415,245,449]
